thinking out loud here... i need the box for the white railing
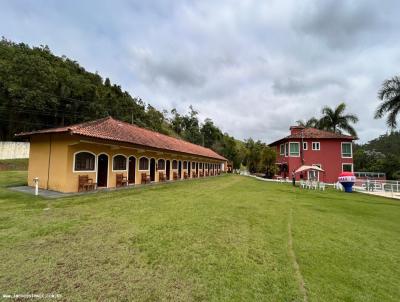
[354,179,400,193]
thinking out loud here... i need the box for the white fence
[354,179,400,193]
[0,142,30,160]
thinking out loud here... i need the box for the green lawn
[0,172,399,301]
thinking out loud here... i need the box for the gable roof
[269,127,354,146]
[16,117,227,161]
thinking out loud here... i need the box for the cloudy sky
[1,0,399,143]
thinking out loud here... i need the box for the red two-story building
[269,126,354,183]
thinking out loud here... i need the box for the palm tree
[296,117,319,128]
[319,102,358,137]
[375,76,400,128]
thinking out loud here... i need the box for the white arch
[138,156,150,171]
[172,159,178,170]
[72,150,96,173]
[112,153,128,172]
[157,158,166,171]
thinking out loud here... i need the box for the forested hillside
[0,38,276,172]
[354,131,400,179]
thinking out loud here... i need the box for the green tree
[296,117,319,128]
[259,146,277,177]
[181,106,202,145]
[375,75,400,128]
[201,118,222,148]
[319,102,358,137]
[0,38,165,140]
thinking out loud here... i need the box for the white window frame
[138,156,150,171]
[303,142,308,150]
[157,158,166,171]
[112,154,128,172]
[285,143,289,157]
[312,142,320,151]
[289,142,300,157]
[342,163,353,172]
[341,142,353,158]
[172,159,178,170]
[308,164,321,181]
[73,150,97,173]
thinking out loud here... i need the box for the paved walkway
[356,189,400,200]
[9,186,93,198]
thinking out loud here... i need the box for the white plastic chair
[300,180,306,189]
[311,181,318,190]
[319,182,325,191]
[305,180,311,189]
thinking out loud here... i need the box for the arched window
[139,157,149,170]
[158,159,165,170]
[183,161,187,169]
[74,152,95,171]
[113,155,127,171]
[172,160,178,169]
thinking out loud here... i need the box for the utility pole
[301,129,305,165]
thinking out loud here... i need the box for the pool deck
[356,189,400,200]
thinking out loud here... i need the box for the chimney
[290,125,305,135]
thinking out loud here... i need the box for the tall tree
[375,75,400,128]
[296,117,319,128]
[201,118,222,148]
[319,102,358,137]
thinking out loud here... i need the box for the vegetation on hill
[0,38,275,171]
[354,131,400,179]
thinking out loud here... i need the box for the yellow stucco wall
[27,134,226,193]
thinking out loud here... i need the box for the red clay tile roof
[269,127,354,146]
[16,117,227,161]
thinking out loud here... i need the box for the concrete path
[357,189,400,200]
[9,186,90,198]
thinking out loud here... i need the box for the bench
[192,171,197,178]
[183,172,188,179]
[78,175,96,192]
[141,173,151,184]
[199,171,204,177]
[173,172,179,180]
[116,173,128,187]
[159,171,166,182]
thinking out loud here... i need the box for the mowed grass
[0,172,399,301]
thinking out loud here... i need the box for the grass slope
[0,172,399,301]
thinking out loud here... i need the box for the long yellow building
[16,117,228,193]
